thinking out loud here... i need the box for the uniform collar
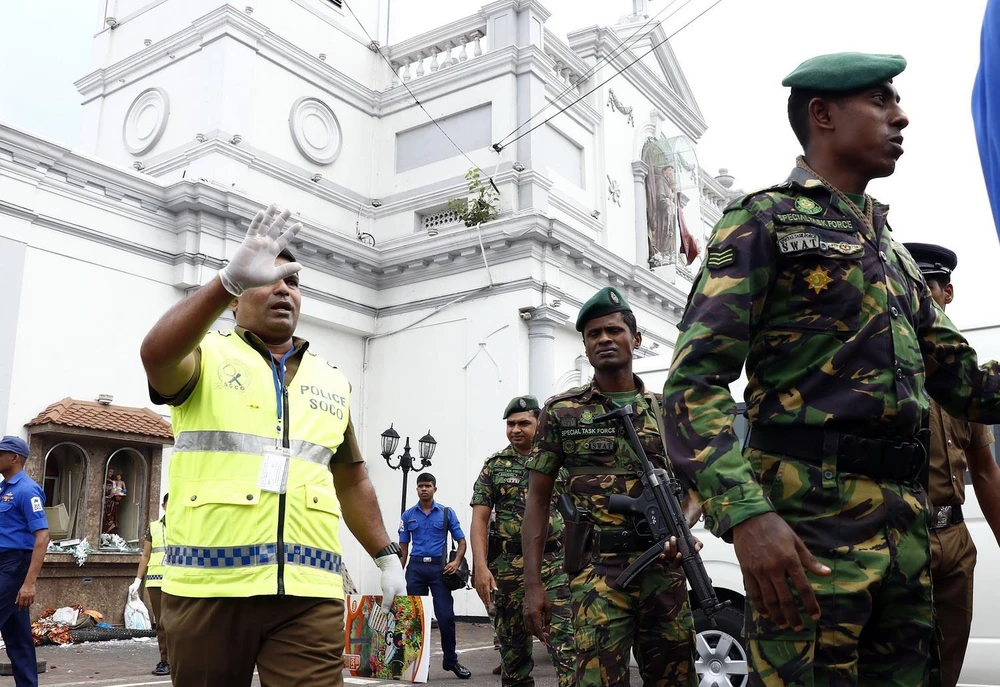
[579,374,648,404]
[785,162,890,221]
[502,444,531,462]
[1,470,24,487]
[234,326,309,358]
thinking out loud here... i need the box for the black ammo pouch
[487,534,502,566]
[562,519,595,575]
[748,425,926,484]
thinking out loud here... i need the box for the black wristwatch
[375,542,402,560]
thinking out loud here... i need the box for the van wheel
[693,605,749,687]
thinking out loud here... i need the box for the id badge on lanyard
[259,447,291,494]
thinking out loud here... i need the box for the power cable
[492,0,686,150]
[342,0,498,194]
[494,0,724,152]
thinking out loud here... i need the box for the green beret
[503,395,539,419]
[782,52,906,91]
[575,286,632,332]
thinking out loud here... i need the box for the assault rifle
[594,405,730,619]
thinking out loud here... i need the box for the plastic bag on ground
[124,590,151,630]
[51,606,80,626]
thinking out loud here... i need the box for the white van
[632,356,1000,687]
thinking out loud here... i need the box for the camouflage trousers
[492,550,575,687]
[570,554,696,687]
[747,449,939,687]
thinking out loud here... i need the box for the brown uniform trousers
[145,586,168,664]
[926,400,992,687]
[930,523,977,687]
[162,593,346,687]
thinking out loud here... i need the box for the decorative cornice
[566,25,706,141]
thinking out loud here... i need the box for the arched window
[99,449,147,548]
[41,443,89,542]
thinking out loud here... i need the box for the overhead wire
[492,0,686,151]
[494,0,725,152]
[342,0,498,194]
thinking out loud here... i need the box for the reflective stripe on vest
[146,519,167,588]
[163,330,350,600]
[165,543,342,573]
[173,430,333,466]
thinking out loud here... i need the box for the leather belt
[748,426,925,483]
[929,504,964,530]
[497,539,561,556]
[597,528,654,554]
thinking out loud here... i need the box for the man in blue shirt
[0,435,49,687]
[399,473,471,680]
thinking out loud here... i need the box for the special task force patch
[795,197,823,215]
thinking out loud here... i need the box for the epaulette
[544,384,590,406]
[723,182,794,214]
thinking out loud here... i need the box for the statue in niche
[642,136,700,268]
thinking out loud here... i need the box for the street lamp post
[381,425,437,515]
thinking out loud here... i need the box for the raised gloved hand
[128,577,142,596]
[374,554,407,613]
[218,203,302,296]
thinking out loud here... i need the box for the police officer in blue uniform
[399,472,472,679]
[0,436,49,687]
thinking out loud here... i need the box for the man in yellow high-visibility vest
[140,204,406,687]
[130,492,169,676]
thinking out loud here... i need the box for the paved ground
[1,621,651,686]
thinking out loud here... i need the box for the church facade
[0,0,741,617]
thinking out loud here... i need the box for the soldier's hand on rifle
[733,512,831,630]
[474,567,497,609]
[658,535,703,570]
[523,583,552,643]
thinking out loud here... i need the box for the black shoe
[443,661,472,679]
[152,662,170,676]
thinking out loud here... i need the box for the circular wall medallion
[288,97,342,165]
[122,88,169,155]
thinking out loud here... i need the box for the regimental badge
[777,232,820,254]
[518,398,527,409]
[609,291,620,304]
[824,241,863,256]
[559,416,577,428]
[580,410,594,425]
[562,440,575,453]
[804,266,833,294]
[1,493,13,503]
[795,197,822,215]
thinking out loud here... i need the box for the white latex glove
[128,577,142,595]
[218,203,302,296]
[374,554,407,613]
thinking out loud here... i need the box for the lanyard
[269,348,296,443]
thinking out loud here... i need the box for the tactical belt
[929,504,964,530]
[748,426,924,483]
[596,527,654,554]
[566,466,640,476]
[492,538,561,556]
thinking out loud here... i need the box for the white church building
[0,0,743,617]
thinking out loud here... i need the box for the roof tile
[26,398,173,441]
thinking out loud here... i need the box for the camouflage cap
[782,52,906,91]
[503,395,539,419]
[903,242,957,279]
[575,286,632,332]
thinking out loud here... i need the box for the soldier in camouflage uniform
[522,287,696,687]
[470,396,575,687]
[663,52,1000,686]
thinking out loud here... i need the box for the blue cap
[0,435,29,458]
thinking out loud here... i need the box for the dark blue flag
[974,0,1000,236]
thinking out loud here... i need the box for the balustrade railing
[385,14,489,88]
